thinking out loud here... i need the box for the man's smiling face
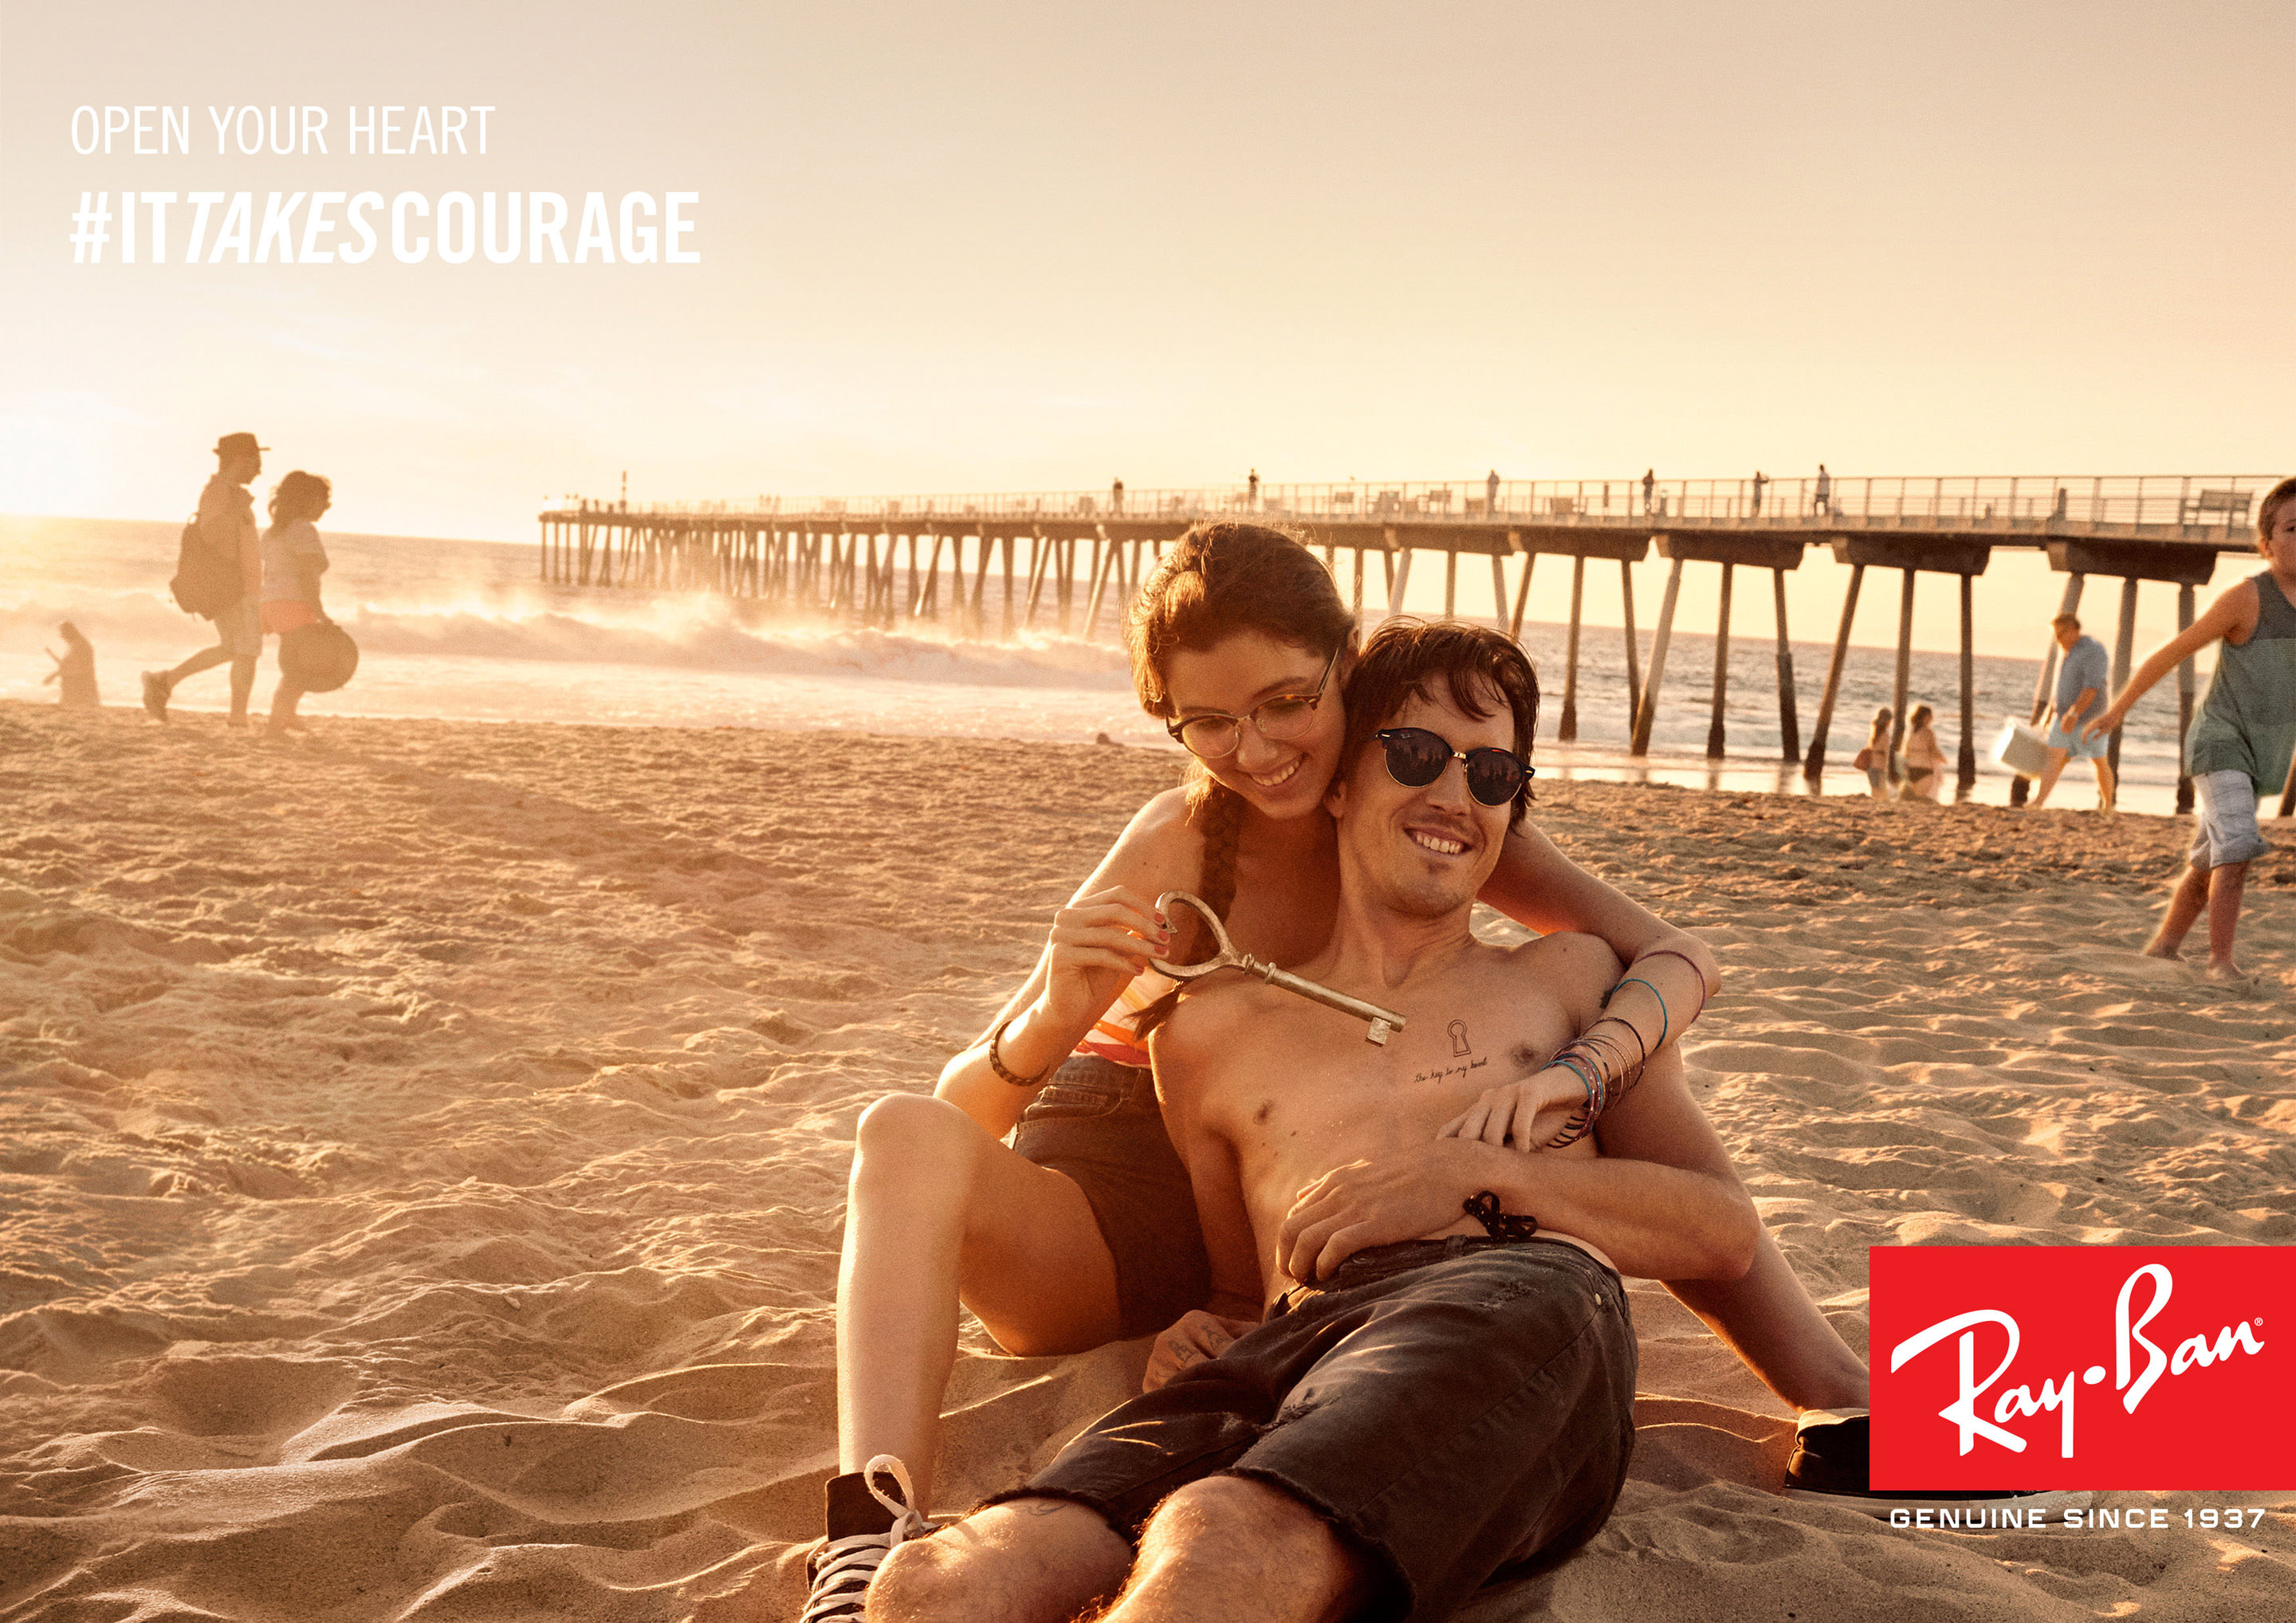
[1327,681,1516,921]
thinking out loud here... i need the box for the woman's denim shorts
[1014,1055,1213,1339]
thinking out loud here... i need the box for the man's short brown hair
[1339,619,1539,831]
[2051,613,2081,632]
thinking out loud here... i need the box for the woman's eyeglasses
[1167,650,1337,760]
[1375,727,1533,806]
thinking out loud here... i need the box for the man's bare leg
[1103,1476,1370,1623]
[2143,864,2211,961]
[227,655,257,726]
[163,643,233,688]
[2204,860,2250,979]
[868,1499,1129,1623]
[2093,756,2116,812]
[2028,747,2069,808]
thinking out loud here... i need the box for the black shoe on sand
[141,671,171,722]
[800,1454,931,1623]
[1782,1411,2086,1517]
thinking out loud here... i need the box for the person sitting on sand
[258,471,334,738]
[2082,476,2296,980]
[867,622,1760,1623]
[800,523,1894,1623]
[1854,705,1895,798]
[2031,613,2115,812]
[1899,703,1944,802]
[44,622,99,709]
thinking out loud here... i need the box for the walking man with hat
[145,431,266,725]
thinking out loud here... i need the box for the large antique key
[1154,890,1408,1045]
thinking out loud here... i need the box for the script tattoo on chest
[1413,1019,1490,1086]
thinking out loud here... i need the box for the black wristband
[1463,1190,1540,1242]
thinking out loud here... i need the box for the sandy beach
[3,697,2292,1621]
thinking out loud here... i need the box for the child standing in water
[45,623,99,709]
[2086,476,2296,980]
[259,471,333,738]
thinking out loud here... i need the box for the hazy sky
[4,1,2288,558]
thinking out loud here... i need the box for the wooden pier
[538,472,2284,808]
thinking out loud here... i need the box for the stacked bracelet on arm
[1536,951,1704,1148]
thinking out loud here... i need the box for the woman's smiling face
[1162,630,1350,820]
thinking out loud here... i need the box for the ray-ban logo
[1870,1248,2291,1491]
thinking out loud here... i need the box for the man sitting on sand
[867,623,1761,1623]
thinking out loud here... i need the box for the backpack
[169,512,243,617]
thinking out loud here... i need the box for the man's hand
[1437,1065,1588,1151]
[1278,1140,1486,1283]
[1142,1309,1258,1391]
[2081,701,2125,745]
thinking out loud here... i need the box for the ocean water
[2,513,2204,815]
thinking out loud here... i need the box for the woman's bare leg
[839,1092,1123,1511]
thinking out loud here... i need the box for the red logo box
[1870,1246,2295,1490]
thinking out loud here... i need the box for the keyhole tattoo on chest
[1410,1020,1490,1087]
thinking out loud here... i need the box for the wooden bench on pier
[2180,488,2251,526]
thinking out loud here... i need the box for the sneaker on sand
[800,1454,931,1623]
[140,671,171,722]
[1782,1411,2086,1517]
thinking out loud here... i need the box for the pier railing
[592,473,2278,536]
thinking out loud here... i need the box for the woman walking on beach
[259,472,333,738]
[2084,476,2296,980]
[800,523,1877,1622]
[1854,705,1896,797]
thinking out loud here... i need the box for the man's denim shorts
[991,1237,1636,1621]
[2045,717,2109,762]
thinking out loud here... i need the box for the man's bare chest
[1209,988,1575,1165]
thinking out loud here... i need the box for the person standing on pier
[1641,468,1656,514]
[1814,463,1832,517]
[1111,477,1124,515]
[144,431,265,726]
[2084,477,2296,980]
[1487,468,1501,516]
[1247,467,1260,509]
[1750,470,1768,517]
[2029,614,2114,812]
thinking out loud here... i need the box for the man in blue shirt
[2030,613,2114,810]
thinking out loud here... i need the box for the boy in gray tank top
[2086,476,2296,980]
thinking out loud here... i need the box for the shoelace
[799,1455,929,1623]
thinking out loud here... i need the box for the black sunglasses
[1376,727,1533,807]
